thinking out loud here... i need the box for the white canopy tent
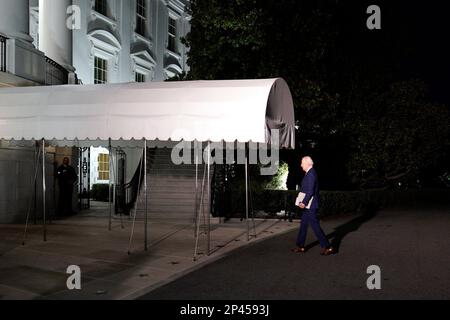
[0,78,295,258]
[0,78,295,147]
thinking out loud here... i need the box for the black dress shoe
[320,247,335,256]
[291,246,306,253]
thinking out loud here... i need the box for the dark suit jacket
[56,164,77,187]
[300,168,319,211]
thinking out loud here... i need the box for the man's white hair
[302,156,314,166]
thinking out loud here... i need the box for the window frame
[135,72,146,83]
[167,16,177,53]
[94,0,108,17]
[135,0,147,37]
[94,56,108,84]
[97,153,110,181]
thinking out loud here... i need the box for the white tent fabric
[0,78,295,148]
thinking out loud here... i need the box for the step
[144,191,209,198]
[136,205,211,213]
[138,199,210,206]
[146,178,199,183]
[148,156,202,161]
[136,213,198,221]
[136,191,210,200]
[137,199,209,207]
[147,175,211,181]
[148,162,204,167]
[137,209,197,215]
[148,166,208,172]
[147,171,199,177]
[147,163,210,170]
[146,184,197,190]
[142,192,209,200]
[147,156,210,163]
[147,152,199,158]
[144,216,196,223]
[135,199,208,207]
[143,198,209,204]
[136,207,199,214]
[147,175,200,188]
[140,186,210,193]
[147,165,212,172]
[148,157,197,162]
[145,186,208,193]
[146,181,196,189]
[149,161,212,165]
[137,196,198,204]
[127,147,215,219]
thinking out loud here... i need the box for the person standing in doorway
[292,156,334,255]
[56,157,77,216]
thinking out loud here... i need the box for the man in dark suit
[56,157,77,216]
[292,156,334,255]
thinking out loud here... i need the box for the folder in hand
[295,192,313,209]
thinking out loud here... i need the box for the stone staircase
[134,147,212,224]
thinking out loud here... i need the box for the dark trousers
[296,208,330,248]
[58,184,74,215]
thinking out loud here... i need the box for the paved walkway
[0,202,298,300]
[139,204,450,300]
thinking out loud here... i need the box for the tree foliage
[346,80,450,187]
[182,0,450,189]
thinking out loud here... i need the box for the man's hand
[299,203,305,209]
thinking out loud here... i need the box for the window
[0,35,6,73]
[136,0,147,36]
[135,72,146,83]
[94,0,108,16]
[168,17,177,52]
[98,153,110,180]
[94,56,107,84]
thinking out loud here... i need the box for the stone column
[0,0,33,43]
[39,0,74,70]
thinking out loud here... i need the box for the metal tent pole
[88,148,91,209]
[49,150,55,226]
[22,143,42,245]
[248,164,256,238]
[108,139,112,231]
[78,148,82,211]
[144,139,148,251]
[245,142,249,241]
[206,143,211,255]
[194,147,198,238]
[128,147,144,254]
[194,157,207,261]
[110,146,123,229]
[42,139,47,242]
[34,144,38,225]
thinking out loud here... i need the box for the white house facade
[0,0,191,223]
[70,0,190,84]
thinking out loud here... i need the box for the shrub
[91,183,110,202]
[265,161,289,190]
[227,188,450,219]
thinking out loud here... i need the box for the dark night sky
[394,2,449,106]
[413,6,450,106]
[350,1,450,106]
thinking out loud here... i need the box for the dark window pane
[95,0,107,16]
[135,73,145,82]
[168,17,177,52]
[136,0,147,36]
[94,57,107,84]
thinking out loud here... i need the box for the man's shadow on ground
[304,203,380,253]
